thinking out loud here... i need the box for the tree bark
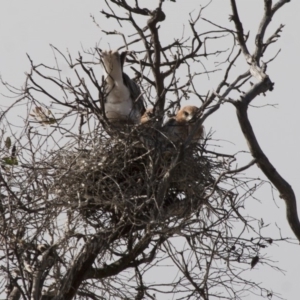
[235,100,300,241]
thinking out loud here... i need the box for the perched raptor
[101,50,145,124]
[163,105,204,143]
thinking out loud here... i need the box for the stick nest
[51,126,221,228]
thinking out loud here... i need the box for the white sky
[1,1,300,299]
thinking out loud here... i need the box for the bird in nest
[100,50,146,124]
[163,105,205,143]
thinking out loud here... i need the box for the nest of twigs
[51,125,218,227]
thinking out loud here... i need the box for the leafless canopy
[0,1,297,300]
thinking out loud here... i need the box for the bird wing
[188,123,205,141]
[162,118,180,142]
[122,73,146,116]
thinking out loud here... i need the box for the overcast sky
[1,1,300,299]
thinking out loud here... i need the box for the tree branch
[235,101,300,241]
[229,0,251,61]
[84,234,151,280]
[54,233,115,300]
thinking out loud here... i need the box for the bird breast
[105,86,133,121]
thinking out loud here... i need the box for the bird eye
[183,111,189,117]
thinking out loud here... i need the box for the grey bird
[100,49,145,124]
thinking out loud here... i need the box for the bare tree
[0,1,297,299]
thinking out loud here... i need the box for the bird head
[176,106,200,123]
[98,49,123,76]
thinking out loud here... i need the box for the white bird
[101,50,145,124]
[163,105,204,143]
